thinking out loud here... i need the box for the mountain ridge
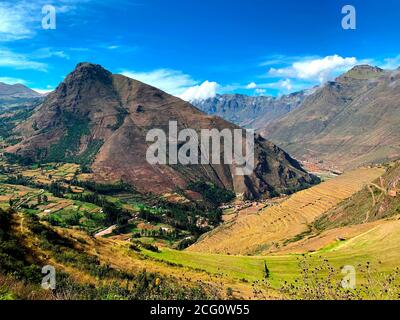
[260,65,400,170]
[5,62,318,200]
[192,91,308,129]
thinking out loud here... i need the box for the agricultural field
[189,167,385,255]
[1,152,399,300]
[0,157,221,249]
[142,214,400,299]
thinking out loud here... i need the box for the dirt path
[94,225,117,237]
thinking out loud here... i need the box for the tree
[264,261,270,278]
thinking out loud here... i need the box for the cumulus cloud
[121,68,219,101]
[246,82,257,89]
[268,54,357,83]
[279,78,293,91]
[179,81,219,102]
[121,68,197,96]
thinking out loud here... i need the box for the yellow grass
[142,215,400,294]
[189,167,385,255]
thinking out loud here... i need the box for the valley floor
[1,163,400,300]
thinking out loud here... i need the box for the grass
[141,216,400,292]
[189,167,385,255]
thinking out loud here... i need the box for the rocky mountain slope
[5,63,318,199]
[193,91,307,129]
[261,65,400,170]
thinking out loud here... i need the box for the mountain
[315,161,400,230]
[260,65,400,170]
[0,82,42,107]
[192,91,307,129]
[5,63,318,199]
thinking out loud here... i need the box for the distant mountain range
[4,63,317,200]
[193,91,308,129]
[0,82,42,107]
[261,65,400,170]
[5,63,398,174]
[193,65,400,171]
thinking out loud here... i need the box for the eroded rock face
[7,62,318,199]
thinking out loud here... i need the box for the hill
[0,82,42,108]
[188,166,384,255]
[4,62,317,200]
[260,65,400,170]
[314,161,400,230]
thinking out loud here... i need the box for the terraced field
[188,167,385,255]
[143,215,400,294]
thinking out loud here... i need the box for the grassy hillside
[188,167,384,255]
[142,215,400,299]
[1,150,399,300]
[315,161,400,230]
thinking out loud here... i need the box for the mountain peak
[64,62,112,85]
[0,82,42,99]
[337,64,384,81]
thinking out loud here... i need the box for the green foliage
[71,179,133,195]
[0,106,35,139]
[45,111,102,165]
[4,153,34,166]
[264,261,270,278]
[107,106,128,131]
[131,240,159,253]
[2,215,217,300]
[70,192,131,227]
[0,208,42,283]
[188,180,235,206]
[74,139,104,165]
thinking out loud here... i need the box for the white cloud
[279,78,293,91]
[268,54,357,83]
[0,1,90,42]
[179,81,219,102]
[0,76,27,84]
[379,55,400,70]
[0,2,35,41]
[121,68,197,96]
[121,68,219,102]
[246,82,257,89]
[0,48,47,71]
[107,45,120,50]
[31,87,54,95]
[32,47,69,59]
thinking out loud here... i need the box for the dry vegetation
[189,167,384,255]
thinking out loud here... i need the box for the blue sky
[1,0,400,99]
